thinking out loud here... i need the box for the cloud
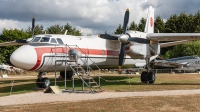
[0,0,200,35]
[0,19,20,32]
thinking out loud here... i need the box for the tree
[164,14,178,33]
[45,23,82,36]
[154,16,165,33]
[137,18,146,32]
[114,24,123,34]
[166,41,200,58]
[26,25,44,36]
[61,23,82,36]
[0,29,30,64]
[47,24,63,34]
[194,11,200,33]
[0,23,82,64]
[186,14,195,33]
[128,21,137,30]
[176,13,190,33]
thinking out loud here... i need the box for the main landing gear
[141,71,155,84]
[36,72,50,88]
[59,71,73,79]
[141,58,155,84]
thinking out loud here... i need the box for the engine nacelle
[125,43,160,59]
[68,49,82,61]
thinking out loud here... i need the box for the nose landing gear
[36,72,50,88]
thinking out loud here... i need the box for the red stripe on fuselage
[30,47,119,70]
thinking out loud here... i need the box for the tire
[60,71,73,79]
[36,78,42,88]
[66,71,73,78]
[148,71,155,84]
[141,71,148,83]
[41,77,50,88]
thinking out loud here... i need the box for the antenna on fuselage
[64,30,68,35]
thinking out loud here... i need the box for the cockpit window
[56,38,64,44]
[40,37,50,42]
[50,38,57,43]
[32,37,41,42]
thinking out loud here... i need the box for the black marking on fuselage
[35,55,132,71]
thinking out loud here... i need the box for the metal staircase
[54,44,103,93]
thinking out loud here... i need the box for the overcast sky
[0,0,200,35]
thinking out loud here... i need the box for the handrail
[65,44,101,71]
[53,44,102,93]
[65,44,101,86]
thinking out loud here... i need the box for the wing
[160,40,194,48]
[148,33,200,42]
[154,60,189,67]
[0,39,27,46]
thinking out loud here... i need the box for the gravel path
[1,89,200,106]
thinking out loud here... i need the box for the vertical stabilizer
[144,6,154,33]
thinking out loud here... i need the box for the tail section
[144,6,154,33]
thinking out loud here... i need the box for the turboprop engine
[124,41,160,59]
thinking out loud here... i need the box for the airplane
[0,63,24,74]
[154,55,200,72]
[1,6,200,88]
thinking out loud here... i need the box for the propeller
[118,9,129,69]
[16,17,35,43]
[98,9,132,69]
[0,17,36,46]
[32,17,35,37]
[98,34,118,40]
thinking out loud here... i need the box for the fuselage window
[57,38,64,44]
[32,37,41,42]
[50,38,57,43]
[40,37,50,42]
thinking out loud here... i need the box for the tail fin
[144,6,154,33]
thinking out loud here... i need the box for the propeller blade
[16,39,28,43]
[127,37,150,44]
[118,9,129,69]
[32,17,35,37]
[122,9,129,34]
[98,34,118,40]
[119,44,126,68]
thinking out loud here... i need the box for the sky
[0,0,200,35]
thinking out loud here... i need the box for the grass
[1,95,200,111]
[1,73,200,97]
[1,73,200,111]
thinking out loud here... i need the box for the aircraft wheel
[60,71,73,78]
[141,71,148,83]
[66,71,73,78]
[36,78,42,88]
[148,71,155,84]
[41,77,50,88]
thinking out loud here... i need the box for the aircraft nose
[10,45,37,70]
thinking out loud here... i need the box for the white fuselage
[10,34,157,72]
